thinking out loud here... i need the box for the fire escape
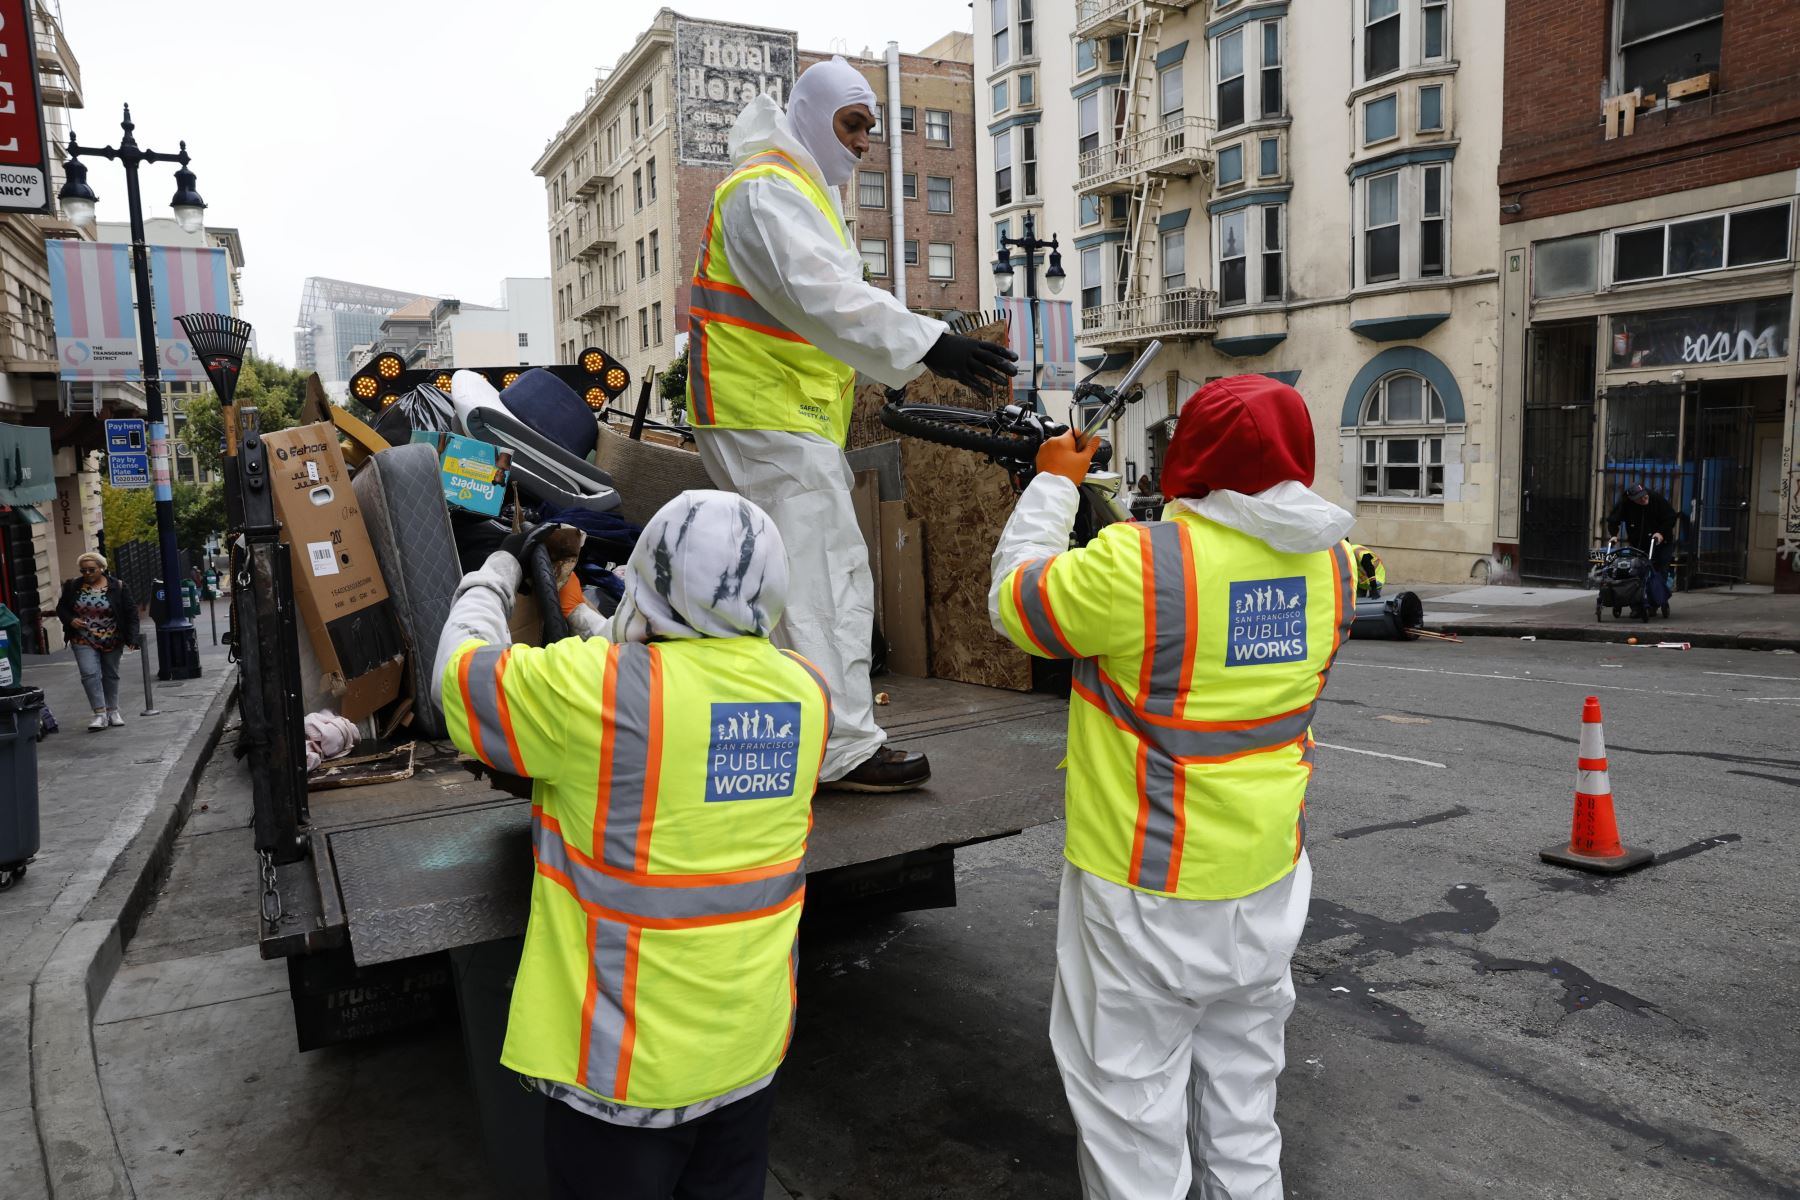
[1073,0,1215,350]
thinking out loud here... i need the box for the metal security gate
[1690,386,1754,587]
[1520,324,1597,582]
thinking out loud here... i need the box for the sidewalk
[1,638,235,1200]
[1400,581,1800,650]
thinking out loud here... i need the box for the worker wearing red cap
[988,376,1357,1200]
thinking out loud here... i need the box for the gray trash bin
[0,685,43,888]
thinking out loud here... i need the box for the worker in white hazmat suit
[988,376,1357,1199]
[687,55,1017,792]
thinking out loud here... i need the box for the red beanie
[1159,375,1315,500]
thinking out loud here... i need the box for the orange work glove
[1035,430,1099,484]
[558,572,587,618]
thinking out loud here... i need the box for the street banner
[1002,297,1079,394]
[105,418,150,488]
[47,240,231,381]
[675,19,795,166]
[0,0,51,214]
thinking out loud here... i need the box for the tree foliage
[100,483,154,554]
[660,350,688,419]
[173,482,225,555]
[179,354,309,477]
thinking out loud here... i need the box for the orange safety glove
[1035,430,1099,484]
[558,571,587,618]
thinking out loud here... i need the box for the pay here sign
[0,0,50,214]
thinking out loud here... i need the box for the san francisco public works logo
[706,702,800,802]
[1225,577,1308,667]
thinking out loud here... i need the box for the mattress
[352,442,463,740]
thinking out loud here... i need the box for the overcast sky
[62,0,973,365]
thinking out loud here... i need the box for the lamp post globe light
[993,212,1064,411]
[58,105,209,680]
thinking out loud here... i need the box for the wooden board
[849,316,1032,692]
[879,500,928,678]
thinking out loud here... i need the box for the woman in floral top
[55,552,140,731]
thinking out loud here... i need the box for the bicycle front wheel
[879,401,1042,461]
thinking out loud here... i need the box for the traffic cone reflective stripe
[1540,696,1653,874]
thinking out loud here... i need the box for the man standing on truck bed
[687,55,1016,793]
[988,376,1356,1200]
[433,492,830,1200]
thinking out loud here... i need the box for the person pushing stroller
[1602,482,1678,618]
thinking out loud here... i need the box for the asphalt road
[94,638,1800,1199]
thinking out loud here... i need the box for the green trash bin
[0,605,23,689]
[0,685,43,888]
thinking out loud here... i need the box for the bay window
[994,132,1013,206]
[1357,162,1451,286]
[1359,0,1452,84]
[1213,16,1282,131]
[1080,246,1102,310]
[992,0,1010,67]
[1216,203,1285,309]
[1078,93,1101,156]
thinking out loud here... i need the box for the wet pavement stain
[1479,957,1659,1016]
[1334,805,1472,840]
[1537,834,1741,894]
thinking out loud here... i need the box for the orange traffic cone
[1539,696,1654,874]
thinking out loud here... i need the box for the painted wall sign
[674,19,796,167]
[1608,296,1791,371]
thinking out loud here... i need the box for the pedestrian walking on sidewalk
[55,552,139,731]
[989,376,1357,1200]
[433,492,831,1200]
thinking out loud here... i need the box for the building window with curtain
[994,134,1013,206]
[1080,245,1102,310]
[992,0,1010,67]
[1078,93,1100,156]
[861,238,889,278]
[1358,372,1447,498]
[1160,63,1183,121]
[927,176,952,213]
[859,170,886,209]
[926,110,952,146]
[929,242,954,279]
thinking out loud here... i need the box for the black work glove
[499,523,557,590]
[922,332,1019,393]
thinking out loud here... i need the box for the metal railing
[1079,286,1219,343]
[1077,115,1215,190]
[1074,0,1136,37]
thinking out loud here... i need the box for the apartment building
[1497,0,1799,593]
[976,0,1504,584]
[534,9,978,420]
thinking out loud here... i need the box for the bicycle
[878,339,1165,545]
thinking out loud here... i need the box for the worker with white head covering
[688,56,1017,793]
[988,377,1358,1199]
[433,493,831,1199]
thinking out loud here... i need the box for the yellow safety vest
[442,634,831,1110]
[1348,542,1386,595]
[687,150,858,446]
[997,513,1355,899]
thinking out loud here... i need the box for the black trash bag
[371,382,456,446]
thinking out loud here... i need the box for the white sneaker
[87,713,108,731]
[107,711,125,727]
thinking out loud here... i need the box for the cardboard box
[261,422,406,721]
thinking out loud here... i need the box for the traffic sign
[105,417,150,488]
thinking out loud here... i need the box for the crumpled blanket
[304,712,359,772]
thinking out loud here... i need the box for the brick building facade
[536,12,976,422]
[1494,0,1800,592]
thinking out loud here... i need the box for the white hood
[727,96,841,210]
[1176,481,1356,554]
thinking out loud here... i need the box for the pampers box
[261,422,406,721]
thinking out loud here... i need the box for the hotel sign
[674,19,796,167]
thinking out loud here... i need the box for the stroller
[1588,544,1668,622]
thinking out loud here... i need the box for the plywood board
[879,500,928,678]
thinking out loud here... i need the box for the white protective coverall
[989,473,1354,1200]
[697,62,947,781]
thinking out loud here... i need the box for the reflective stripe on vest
[1053,520,1356,898]
[687,151,856,444]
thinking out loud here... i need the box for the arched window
[1358,371,1446,498]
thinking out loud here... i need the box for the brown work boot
[823,747,931,793]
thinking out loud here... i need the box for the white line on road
[1313,742,1448,769]
[1704,671,1800,681]
[1338,661,1719,699]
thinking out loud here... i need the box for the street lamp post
[993,212,1066,413]
[58,105,207,681]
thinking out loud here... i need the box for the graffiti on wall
[1609,296,1792,371]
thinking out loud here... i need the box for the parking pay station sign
[106,418,150,488]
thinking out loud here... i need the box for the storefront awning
[0,421,55,506]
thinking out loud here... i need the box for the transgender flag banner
[48,240,231,381]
